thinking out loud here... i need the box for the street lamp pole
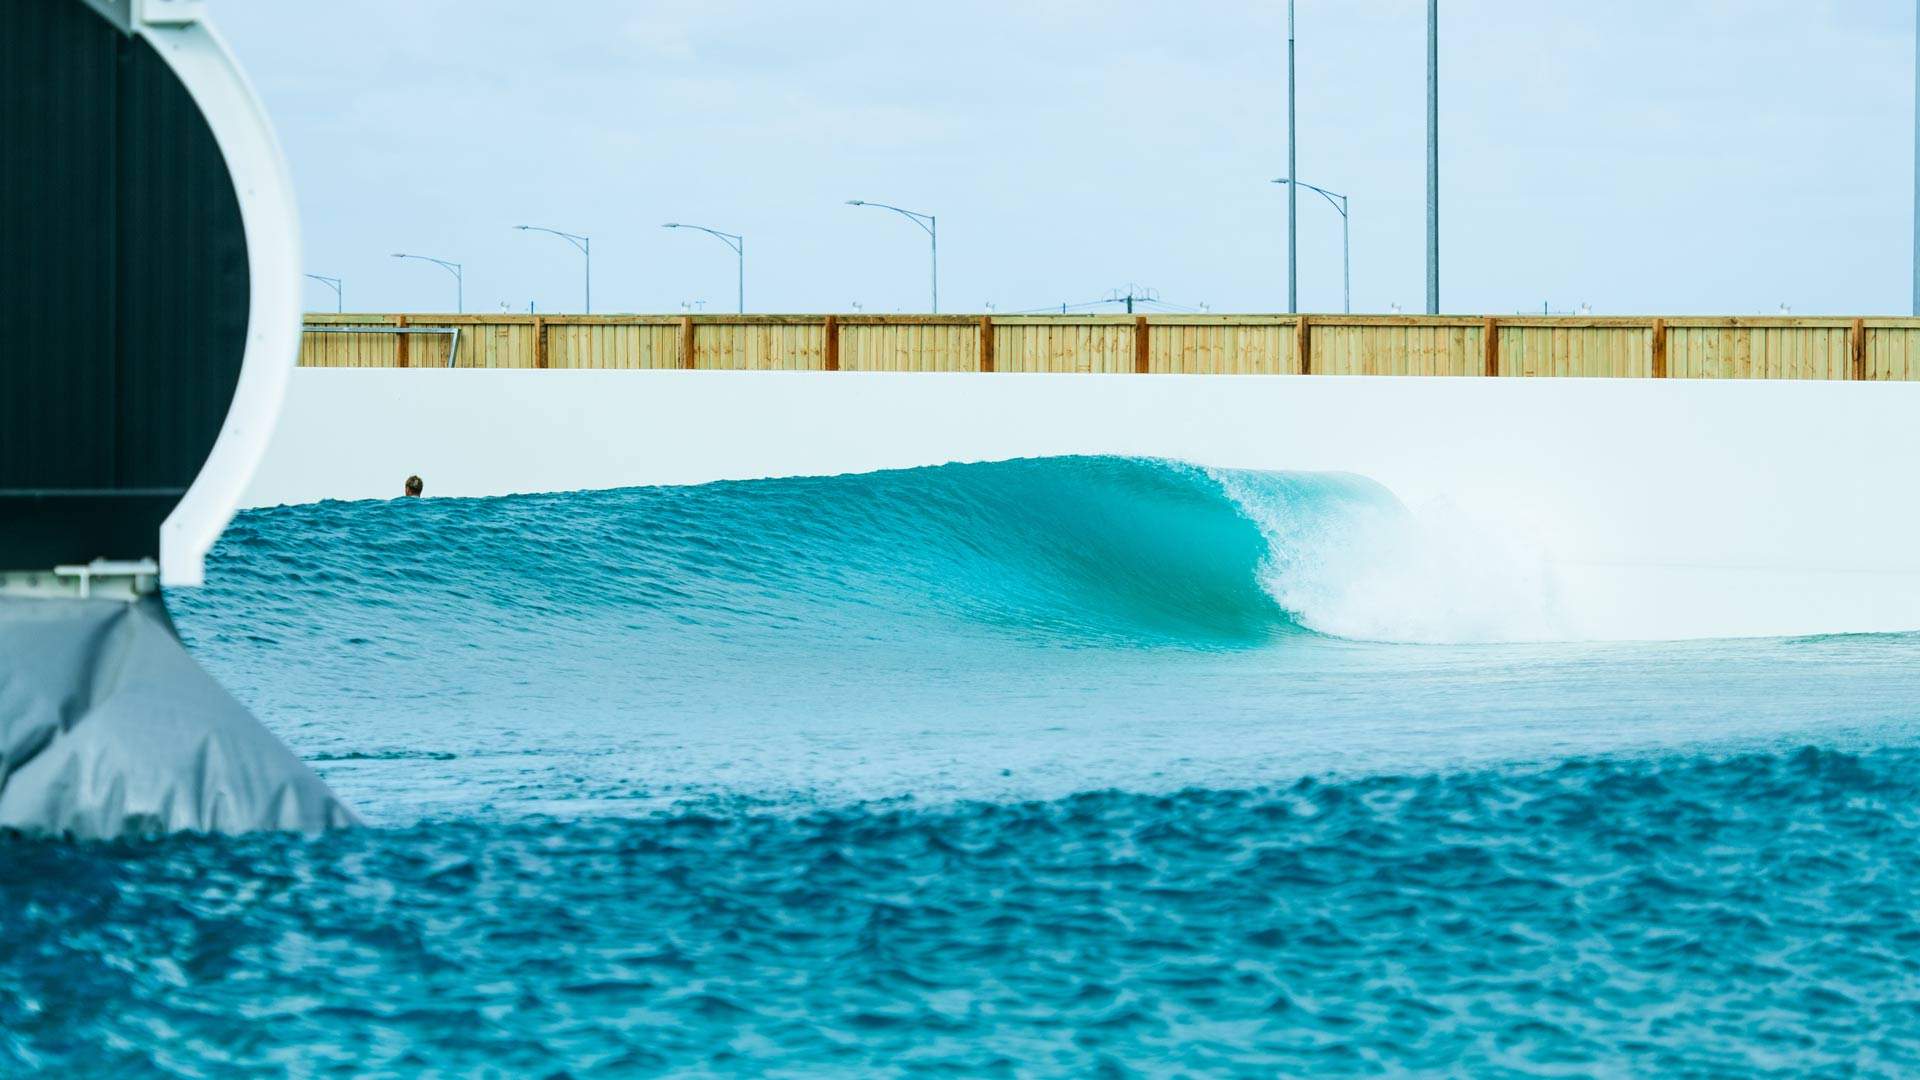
[662,224,745,313]
[1272,179,1350,314]
[1426,0,1440,314]
[304,273,342,313]
[1287,0,1298,314]
[515,225,591,313]
[390,253,462,313]
[846,199,937,312]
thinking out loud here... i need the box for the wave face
[177,454,1552,653]
[45,455,1920,1073]
[163,455,1920,819]
[198,455,1402,648]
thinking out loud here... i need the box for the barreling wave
[183,457,1423,647]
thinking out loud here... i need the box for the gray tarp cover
[0,595,355,839]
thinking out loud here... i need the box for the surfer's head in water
[404,475,423,498]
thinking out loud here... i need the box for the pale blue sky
[219,1,1917,316]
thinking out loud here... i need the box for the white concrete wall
[244,369,1920,642]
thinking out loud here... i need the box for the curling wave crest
[185,455,1560,650]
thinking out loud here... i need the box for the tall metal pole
[1913,0,1919,314]
[1287,0,1298,314]
[1426,0,1439,314]
[1341,203,1351,315]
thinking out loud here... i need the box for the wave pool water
[9,456,1920,1074]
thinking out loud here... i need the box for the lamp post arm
[304,273,343,312]
[395,254,462,279]
[669,224,743,254]
[856,201,935,237]
[516,225,589,254]
[391,254,464,312]
[1274,178,1348,217]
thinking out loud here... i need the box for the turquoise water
[9,456,1920,1074]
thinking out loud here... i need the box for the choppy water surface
[9,457,1920,1075]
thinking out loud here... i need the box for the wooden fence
[299,313,1920,380]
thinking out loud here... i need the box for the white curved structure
[139,5,302,586]
[0,0,352,839]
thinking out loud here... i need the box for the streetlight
[846,199,937,312]
[514,225,590,314]
[1426,0,1439,314]
[662,224,744,314]
[1271,179,1350,314]
[304,273,342,313]
[390,253,463,313]
[1286,0,1298,314]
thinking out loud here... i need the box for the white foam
[1212,469,1572,645]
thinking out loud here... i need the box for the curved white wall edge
[146,15,301,587]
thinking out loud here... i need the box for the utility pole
[1426,0,1440,314]
[1107,285,1158,313]
[1287,0,1298,314]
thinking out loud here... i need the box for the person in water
[404,475,423,498]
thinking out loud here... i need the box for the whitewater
[8,456,1920,1075]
